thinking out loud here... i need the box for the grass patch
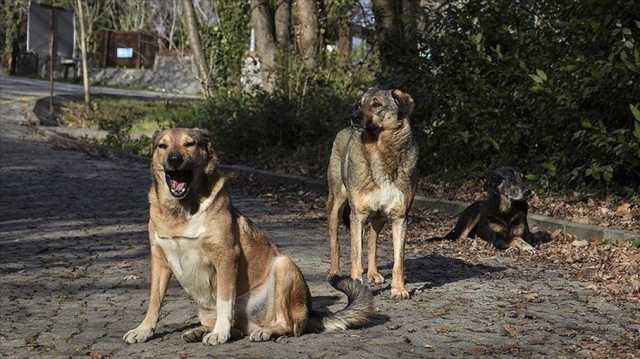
[58,96,201,155]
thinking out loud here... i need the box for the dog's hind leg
[445,201,482,240]
[349,210,367,283]
[327,188,348,277]
[249,257,309,342]
[366,217,386,285]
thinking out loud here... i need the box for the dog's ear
[360,87,379,106]
[150,130,162,156]
[191,128,219,176]
[484,170,503,194]
[391,89,415,117]
[350,102,361,126]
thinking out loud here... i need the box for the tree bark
[251,0,278,92]
[337,18,351,64]
[295,0,319,69]
[402,0,418,54]
[372,0,418,80]
[76,0,91,105]
[372,0,400,74]
[182,0,211,96]
[275,0,291,81]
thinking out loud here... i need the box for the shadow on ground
[379,254,505,290]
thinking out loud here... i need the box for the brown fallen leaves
[419,176,640,232]
[229,174,640,304]
[227,156,640,231]
[408,207,640,304]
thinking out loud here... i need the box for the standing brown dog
[327,88,418,299]
[123,128,373,346]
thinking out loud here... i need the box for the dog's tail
[306,276,374,333]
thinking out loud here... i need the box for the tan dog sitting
[327,89,418,299]
[123,128,373,345]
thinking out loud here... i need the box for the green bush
[402,0,640,192]
[178,77,359,175]
[91,0,639,195]
[88,98,194,156]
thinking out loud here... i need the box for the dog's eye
[157,143,168,149]
[184,141,196,147]
[371,101,382,108]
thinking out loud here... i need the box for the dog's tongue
[170,178,187,192]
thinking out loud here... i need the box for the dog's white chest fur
[364,181,404,213]
[154,217,216,309]
[362,150,405,213]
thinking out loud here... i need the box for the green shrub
[401,0,640,192]
[91,0,640,196]
[177,78,359,175]
[88,98,195,156]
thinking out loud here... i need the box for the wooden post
[76,0,91,105]
[102,31,109,67]
[136,32,142,68]
[48,7,56,115]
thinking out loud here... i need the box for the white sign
[116,48,133,58]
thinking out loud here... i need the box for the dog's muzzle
[165,169,192,198]
[163,152,193,198]
[504,186,527,201]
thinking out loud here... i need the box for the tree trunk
[275,0,290,85]
[371,0,400,74]
[402,0,418,55]
[337,19,351,64]
[181,0,211,96]
[251,0,278,92]
[295,0,319,69]
[76,0,91,105]
[372,0,418,82]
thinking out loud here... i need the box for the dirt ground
[1,76,639,358]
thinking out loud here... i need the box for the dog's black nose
[167,152,183,168]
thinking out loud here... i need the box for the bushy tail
[306,276,374,333]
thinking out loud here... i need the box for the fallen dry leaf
[435,324,450,335]
[572,239,589,248]
[231,174,640,304]
[616,203,632,217]
[503,324,520,337]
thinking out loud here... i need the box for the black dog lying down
[443,167,542,251]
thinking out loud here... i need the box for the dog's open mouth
[165,170,192,198]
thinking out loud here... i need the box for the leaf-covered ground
[419,177,640,232]
[229,173,640,305]
[232,156,640,232]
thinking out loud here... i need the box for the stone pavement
[1,76,639,358]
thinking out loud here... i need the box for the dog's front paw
[123,325,154,344]
[249,328,272,342]
[519,242,536,254]
[519,246,536,254]
[390,287,411,300]
[507,238,536,254]
[202,329,231,346]
[367,271,385,285]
